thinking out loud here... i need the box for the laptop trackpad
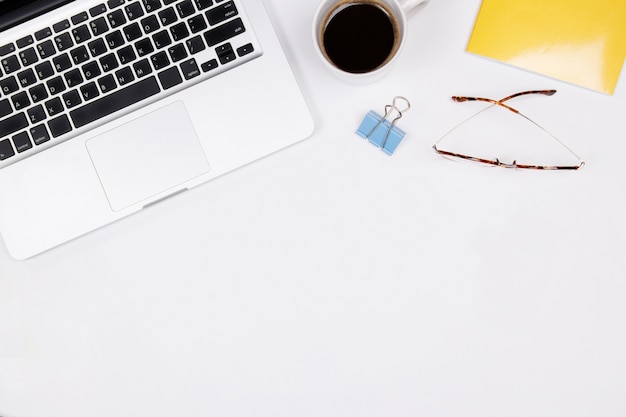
[86,101,211,211]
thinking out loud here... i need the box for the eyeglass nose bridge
[495,158,519,169]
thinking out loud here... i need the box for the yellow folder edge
[467,0,626,95]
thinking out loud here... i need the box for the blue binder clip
[356,96,411,155]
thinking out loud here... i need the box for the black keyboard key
[105,30,126,49]
[170,21,190,40]
[98,74,117,93]
[122,22,142,42]
[70,76,160,128]
[100,53,120,72]
[62,89,82,109]
[82,61,101,80]
[150,51,169,70]
[158,66,182,89]
[90,17,110,36]
[107,0,125,8]
[16,36,34,49]
[31,124,51,145]
[153,30,172,49]
[17,68,37,88]
[71,45,90,64]
[0,76,19,94]
[200,58,217,72]
[13,131,32,153]
[142,0,162,12]
[71,12,89,25]
[88,38,108,57]
[53,19,71,33]
[168,43,187,62]
[12,131,31,154]
[80,81,100,100]
[11,133,31,153]
[19,47,39,66]
[176,0,195,18]
[117,45,137,65]
[37,40,56,59]
[45,97,64,116]
[0,138,15,160]
[204,18,244,46]
[11,91,31,110]
[140,15,160,34]
[52,19,70,33]
[72,25,92,44]
[180,58,200,79]
[125,2,145,20]
[133,58,152,77]
[46,76,66,95]
[28,104,46,123]
[64,68,84,88]
[216,42,235,64]
[108,0,124,7]
[2,55,21,74]
[115,66,135,85]
[90,3,108,17]
[163,0,176,4]
[53,53,73,72]
[194,0,213,10]
[0,112,28,138]
[218,51,235,65]
[35,61,55,80]
[206,1,237,25]
[187,14,207,33]
[186,35,205,54]
[100,53,120,76]
[107,9,127,28]
[35,28,53,41]
[54,32,74,51]
[135,38,154,56]
[0,43,15,57]
[29,84,48,103]
[237,43,253,57]
[158,7,177,26]
[48,114,72,138]
[0,98,11,118]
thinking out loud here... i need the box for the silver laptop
[0,0,314,259]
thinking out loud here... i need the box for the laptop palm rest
[85,101,211,212]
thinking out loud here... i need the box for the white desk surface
[2,0,626,416]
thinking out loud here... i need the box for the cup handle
[398,0,428,13]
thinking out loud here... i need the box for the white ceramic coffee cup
[312,0,428,83]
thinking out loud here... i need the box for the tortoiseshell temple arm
[451,90,558,115]
[497,90,556,102]
[432,145,585,170]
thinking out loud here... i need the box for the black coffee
[322,3,397,74]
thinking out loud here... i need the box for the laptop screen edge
[0,0,74,32]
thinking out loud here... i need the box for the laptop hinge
[0,0,74,32]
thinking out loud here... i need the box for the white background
[2,0,626,416]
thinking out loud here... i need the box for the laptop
[0,0,314,259]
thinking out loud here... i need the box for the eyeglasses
[432,90,585,170]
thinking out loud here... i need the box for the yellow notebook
[467,0,626,95]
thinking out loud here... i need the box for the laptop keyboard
[0,0,261,166]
